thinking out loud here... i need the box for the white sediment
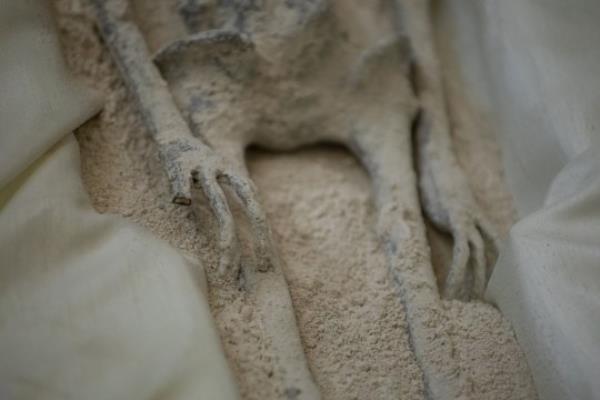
[55,0,538,399]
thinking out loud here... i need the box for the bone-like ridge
[92,1,500,399]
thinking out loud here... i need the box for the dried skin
[55,0,536,399]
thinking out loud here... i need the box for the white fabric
[0,1,239,399]
[0,137,239,400]
[438,1,600,399]
[0,0,99,187]
[2,0,599,399]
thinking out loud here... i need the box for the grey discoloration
[190,94,214,111]
[90,1,320,398]
[178,0,214,32]
[284,387,302,399]
[90,1,500,399]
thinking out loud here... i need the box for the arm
[90,0,212,205]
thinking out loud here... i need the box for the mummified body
[92,0,499,399]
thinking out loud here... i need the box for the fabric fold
[437,1,600,399]
[0,1,240,398]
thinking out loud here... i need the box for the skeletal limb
[396,0,500,299]
[209,140,322,400]
[156,34,321,396]
[90,0,270,275]
[350,116,470,400]
[91,4,321,397]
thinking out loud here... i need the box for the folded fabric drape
[0,136,239,400]
[437,1,600,399]
[0,1,239,398]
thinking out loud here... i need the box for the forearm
[90,0,194,148]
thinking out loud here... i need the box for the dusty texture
[90,1,504,397]
[54,1,536,399]
[250,147,425,400]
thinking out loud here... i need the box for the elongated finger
[477,218,501,282]
[221,172,273,272]
[197,171,240,276]
[469,227,487,299]
[444,231,470,300]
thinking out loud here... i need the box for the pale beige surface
[54,1,537,399]
[0,1,239,398]
[0,136,239,400]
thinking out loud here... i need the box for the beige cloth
[0,0,97,187]
[0,1,239,399]
[438,1,600,399]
